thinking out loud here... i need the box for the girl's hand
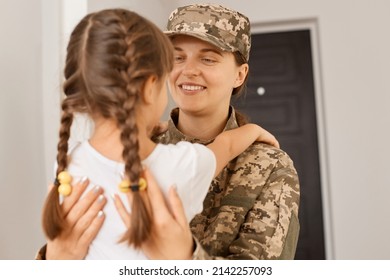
[255,125,280,148]
[46,178,107,259]
[113,167,193,259]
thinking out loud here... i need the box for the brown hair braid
[41,9,173,248]
[41,102,74,240]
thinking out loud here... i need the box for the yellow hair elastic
[57,170,72,196]
[118,177,147,193]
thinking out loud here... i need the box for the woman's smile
[179,83,206,95]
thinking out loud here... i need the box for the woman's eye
[202,58,216,64]
[174,56,184,63]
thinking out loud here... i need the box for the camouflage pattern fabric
[156,107,300,259]
[165,4,251,61]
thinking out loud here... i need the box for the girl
[41,8,276,260]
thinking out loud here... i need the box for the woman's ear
[233,63,249,88]
[142,75,158,105]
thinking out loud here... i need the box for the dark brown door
[232,30,325,259]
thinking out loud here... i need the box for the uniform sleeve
[192,150,300,260]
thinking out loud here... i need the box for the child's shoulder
[157,141,208,155]
[147,142,214,175]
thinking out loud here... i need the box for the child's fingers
[256,133,280,148]
[72,193,107,237]
[65,185,104,228]
[78,210,105,249]
[112,194,131,227]
[271,138,280,148]
[62,177,90,215]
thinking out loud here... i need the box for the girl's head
[42,9,173,247]
[165,4,251,97]
[64,9,173,119]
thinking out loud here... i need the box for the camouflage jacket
[156,107,300,260]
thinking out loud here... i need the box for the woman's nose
[181,59,200,77]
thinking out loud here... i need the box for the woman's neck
[89,117,155,162]
[176,107,230,141]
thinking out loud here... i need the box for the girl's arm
[207,124,277,177]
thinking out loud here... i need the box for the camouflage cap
[165,4,251,61]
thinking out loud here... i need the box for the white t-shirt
[65,140,216,259]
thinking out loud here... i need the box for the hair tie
[56,171,72,196]
[119,178,147,193]
[130,184,140,192]
[54,178,60,186]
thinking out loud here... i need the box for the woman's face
[169,35,248,117]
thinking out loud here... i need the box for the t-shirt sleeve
[173,142,216,221]
[189,143,216,215]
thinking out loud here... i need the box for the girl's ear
[142,75,158,105]
[233,63,249,88]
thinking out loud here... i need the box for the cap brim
[164,30,233,53]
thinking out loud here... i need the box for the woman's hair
[42,9,174,248]
[232,51,248,97]
[231,51,250,125]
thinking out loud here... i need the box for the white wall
[0,0,46,258]
[87,0,171,28]
[1,0,389,259]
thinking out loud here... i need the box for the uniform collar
[167,106,239,145]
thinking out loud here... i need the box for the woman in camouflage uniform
[140,4,300,260]
[37,4,299,260]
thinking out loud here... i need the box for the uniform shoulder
[242,142,295,168]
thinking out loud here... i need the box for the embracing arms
[207,124,279,177]
[115,147,300,260]
[37,125,283,259]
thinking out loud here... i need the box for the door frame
[41,0,88,182]
[251,18,334,259]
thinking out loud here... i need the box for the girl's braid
[42,101,74,240]
[114,14,152,248]
[41,15,91,240]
